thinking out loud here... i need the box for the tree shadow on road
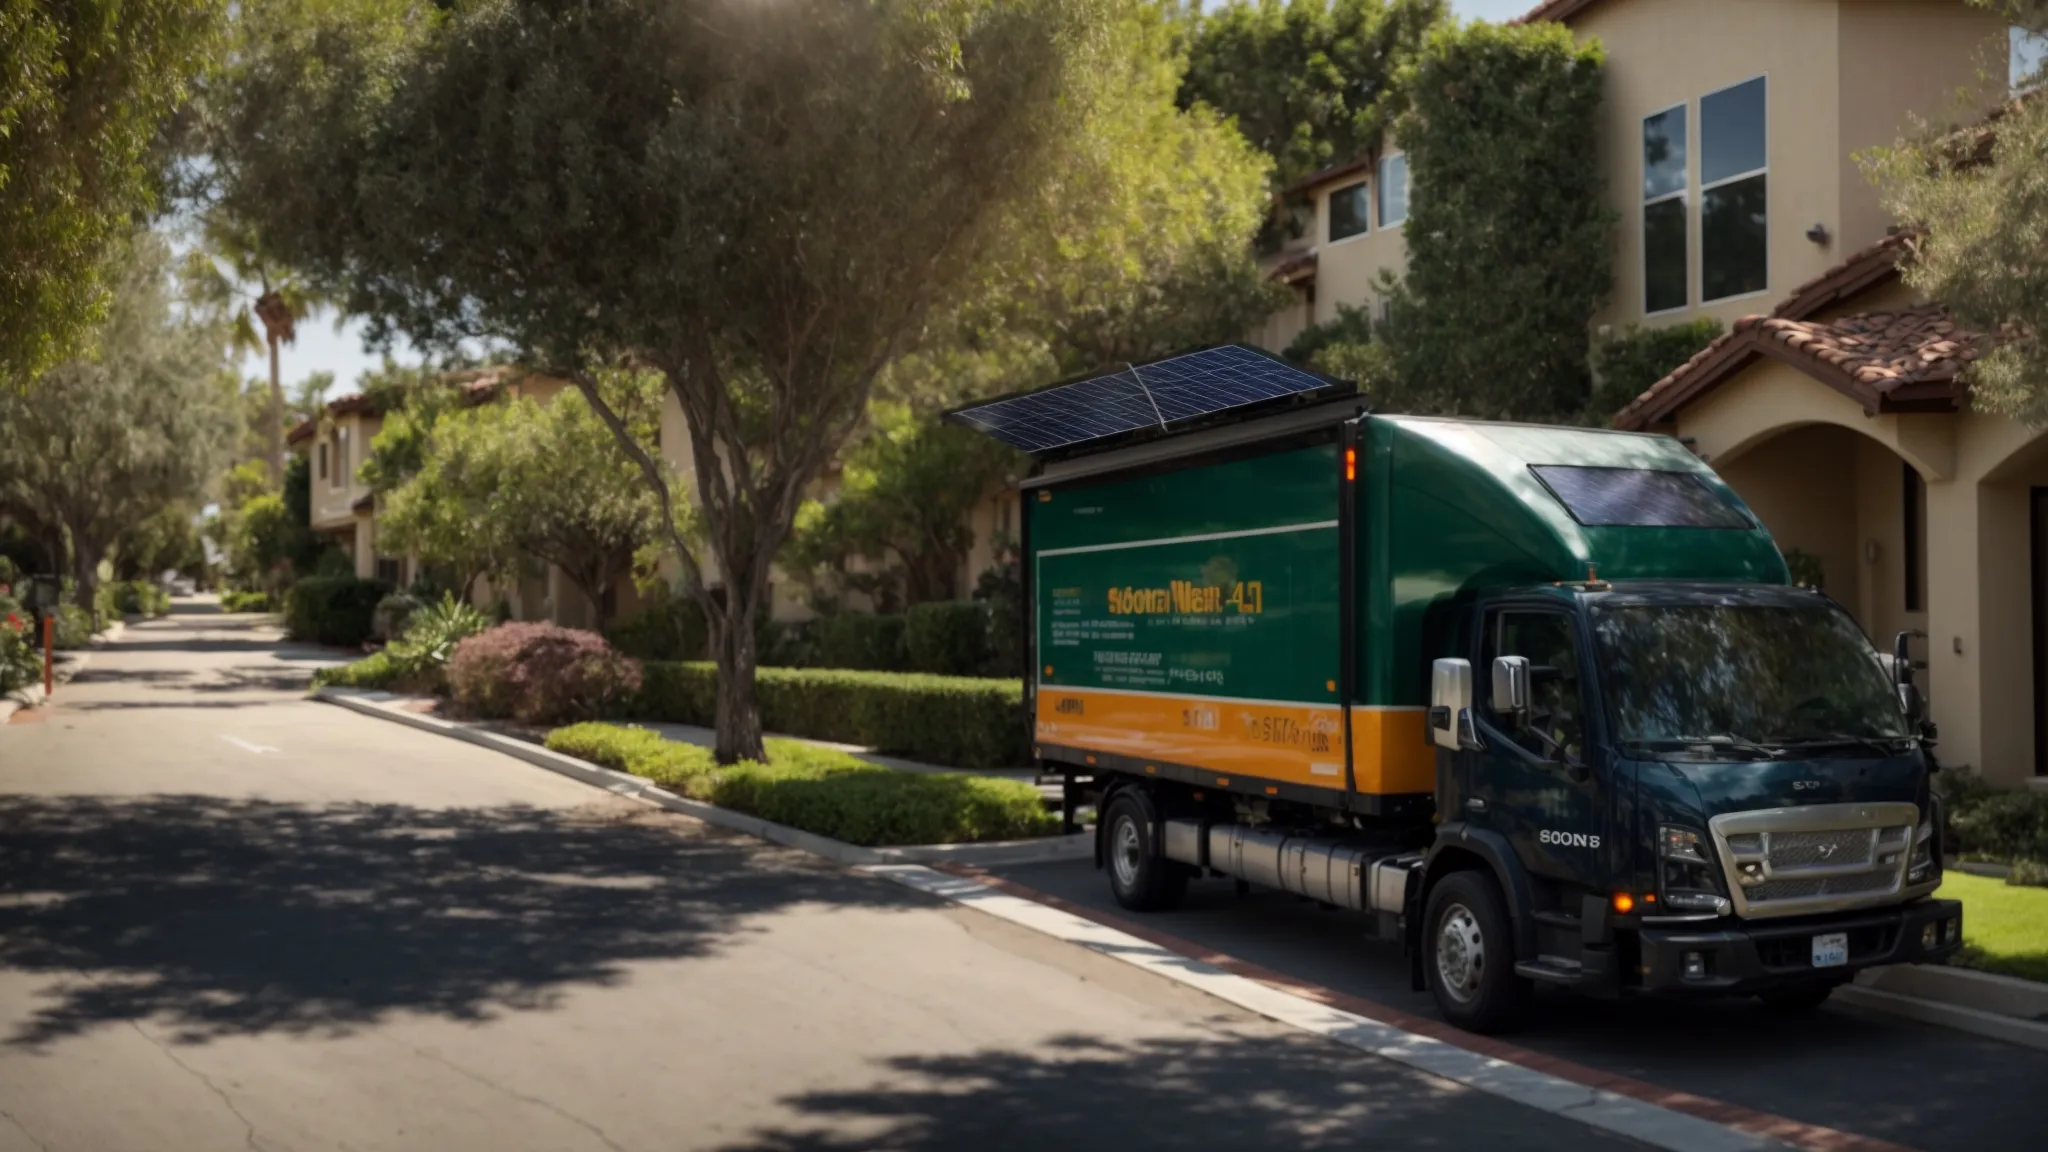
[0,794,921,1048]
[714,1032,1617,1151]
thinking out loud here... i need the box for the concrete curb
[1,642,99,724]
[311,687,1092,868]
[1856,961,2048,1022]
[1836,983,2048,1052]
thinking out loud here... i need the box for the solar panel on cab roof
[943,344,1344,455]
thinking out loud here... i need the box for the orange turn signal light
[1344,447,1357,482]
[1611,892,1636,914]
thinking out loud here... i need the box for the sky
[248,0,1537,406]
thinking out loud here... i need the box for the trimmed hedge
[97,580,170,619]
[634,661,1025,770]
[544,722,1054,846]
[312,651,401,690]
[284,577,393,647]
[447,622,641,725]
[220,590,276,613]
[905,601,992,677]
[808,612,906,671]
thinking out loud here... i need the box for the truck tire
[1756,981,1837,1012]
[1103,793,1186,912]
[1423,870,1530,1033]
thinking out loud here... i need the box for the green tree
[787,410,1023,610]
[1586,319,1723,424]
[1868,1,2048,422]
[1177,0,1444,193]
[0,231,238,603]
[213,0,1137,761]
[382,384,665,629]
[114,503,206,581]
[1378,20,1613,420]
[0,0,225,386]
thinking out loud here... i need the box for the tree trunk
[70,533,100,620]
[267,331,285,487]
[708,596,766,764]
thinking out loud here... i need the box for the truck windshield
[1589,601,1909,753]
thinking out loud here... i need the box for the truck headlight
[1908,818,1936,883]
[1658,825,1731,915]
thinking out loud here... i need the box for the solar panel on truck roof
[944,344,1344,455]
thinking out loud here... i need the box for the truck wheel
[1102,793,1186,912]
[1756,982,1836,1012]
[1423,870,1529,1033]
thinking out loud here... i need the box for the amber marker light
[1611,892,1636,914]
[1344,447,1357,481]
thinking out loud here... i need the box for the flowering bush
[447,622,641,725]
[1,614,39,695]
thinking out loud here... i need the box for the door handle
[1465,798,1488,814]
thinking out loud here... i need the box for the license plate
[1812,932,1849,968]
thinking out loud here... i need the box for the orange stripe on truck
[1035,688,1434,796]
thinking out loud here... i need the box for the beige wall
[1303,143,1408,327]
[1577,0,1843,333]
[310,412,381,531]
[1675,351,2048,786]
[1836,2,2006,255]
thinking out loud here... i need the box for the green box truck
[952,344,1962,1033]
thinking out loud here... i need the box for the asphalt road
[0,602,1643,1152]
[986,860,2048,1152]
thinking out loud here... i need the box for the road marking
[219,735,279,754]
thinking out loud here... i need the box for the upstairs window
[1700,76,1767,302]
[1329,180,1371,242]
[1376,154,1408,228]
[2013,25,2048,93]
[1642,104,1689,314]
[317,443,329,482]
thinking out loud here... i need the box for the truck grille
[1709,803,1922,919]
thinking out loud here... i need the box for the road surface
[0,602,1642,1151]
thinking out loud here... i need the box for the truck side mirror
[1890,629,1927,724]
[1429,658,1482,751]
[1897,682,1924,724]
[1491,655,1531,727]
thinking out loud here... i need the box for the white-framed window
[1328,180,1371,242]
[1376,154,1408,228]
[1700,75,1767,303]
[329,427,350,490]
[1641,102,1689,315]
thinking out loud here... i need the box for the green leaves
[1178,0,1446,192]
[1378,19,1614,421]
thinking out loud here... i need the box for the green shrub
[284,577,393,647]
[542,723,1054,845]
[51,603,94,649]
[1952,788,2048,865]
[607,587,709,661]
[372,592,424,643]
[220,589,275,613]
[2007,857,2048,888]
[634,662,1026,770]
[1,617,38,694]
[809,612,906,671]
[905,601,992,677]
[312,651,401,690]
[96,580,169,619]
[385,593,492,688]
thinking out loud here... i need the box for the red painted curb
[935,863,1920,1152]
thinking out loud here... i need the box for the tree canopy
[209,0,1195,760]
[1870,1,2048,423]
[1376,19,1613,420]
[380,382,666,630]
[0,0,225,386]
[1177,0,1445,192]
[0,230,237,599]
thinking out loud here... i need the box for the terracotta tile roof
[1610,233,1964,429]
[1613,303,1979,430]
[284,369,519,446]
[1281,156,1375,197]
[1266,250,1319,285]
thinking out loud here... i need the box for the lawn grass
[1936,871,2048,983]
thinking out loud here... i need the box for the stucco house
[1254,0,2042,789]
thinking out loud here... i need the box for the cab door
[1465,603,1606,893]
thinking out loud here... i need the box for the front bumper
[1637,897,1963,993]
